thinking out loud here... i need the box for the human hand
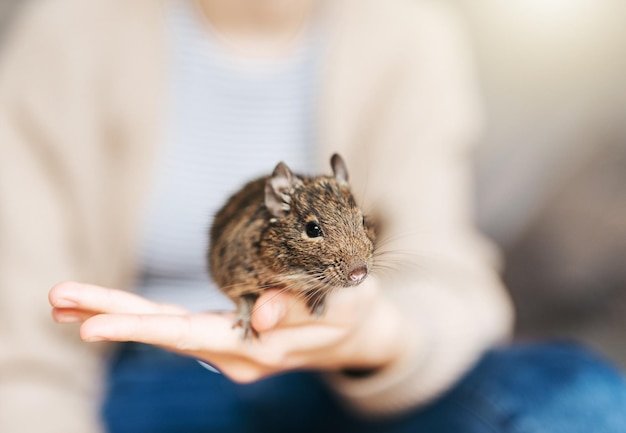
[49,279,405,382]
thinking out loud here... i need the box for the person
[1,0,625,432]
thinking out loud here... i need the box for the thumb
[251,290,311,332]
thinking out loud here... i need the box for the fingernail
[53,298,78,308]
[56,314,81,323]
[271,303,285,325]
[83,335,105,342]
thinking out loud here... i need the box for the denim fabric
[103,342,626,433]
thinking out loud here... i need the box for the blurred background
[455,0,626,367]
[2,0,624,365]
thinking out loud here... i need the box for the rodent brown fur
[208,154,375,339]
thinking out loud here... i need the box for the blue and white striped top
[136,0,323,312]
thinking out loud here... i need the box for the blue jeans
[103,341,626,433]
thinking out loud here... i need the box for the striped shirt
[136,0,322,311]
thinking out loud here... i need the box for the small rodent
[208,154,376,339]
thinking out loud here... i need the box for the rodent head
[260,154,375,293]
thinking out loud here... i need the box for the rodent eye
[305,221,323,238]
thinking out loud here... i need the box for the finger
[80,312,239,353]
[312,279,379,324]
[51,307,97,324]
[254,279,380,332]
[49,281,188,315]
[208,356,272,384]
[80,312,289,381]
[251,290,311,332]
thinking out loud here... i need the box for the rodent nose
[348,266,368,284]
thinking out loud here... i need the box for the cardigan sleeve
[0,3,109,432]
[322,1,513,415]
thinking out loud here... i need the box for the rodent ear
[331,153,349,185]
[265,161,298,217]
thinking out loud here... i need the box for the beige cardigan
[0,0,512,431]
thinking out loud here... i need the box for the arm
[47,0,512,421]
[322,1,513,413]
[0,4,108,432]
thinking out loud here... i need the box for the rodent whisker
[216,280,278,294]
[372,228,441,252]
[373,248,491,290]
[248,273,332,317]
[281,274,335,312]
[282,274,331,295]
[299,282,336,316]
[371,249,435,277]
[248,285,295,316]
[373,247,433,263]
